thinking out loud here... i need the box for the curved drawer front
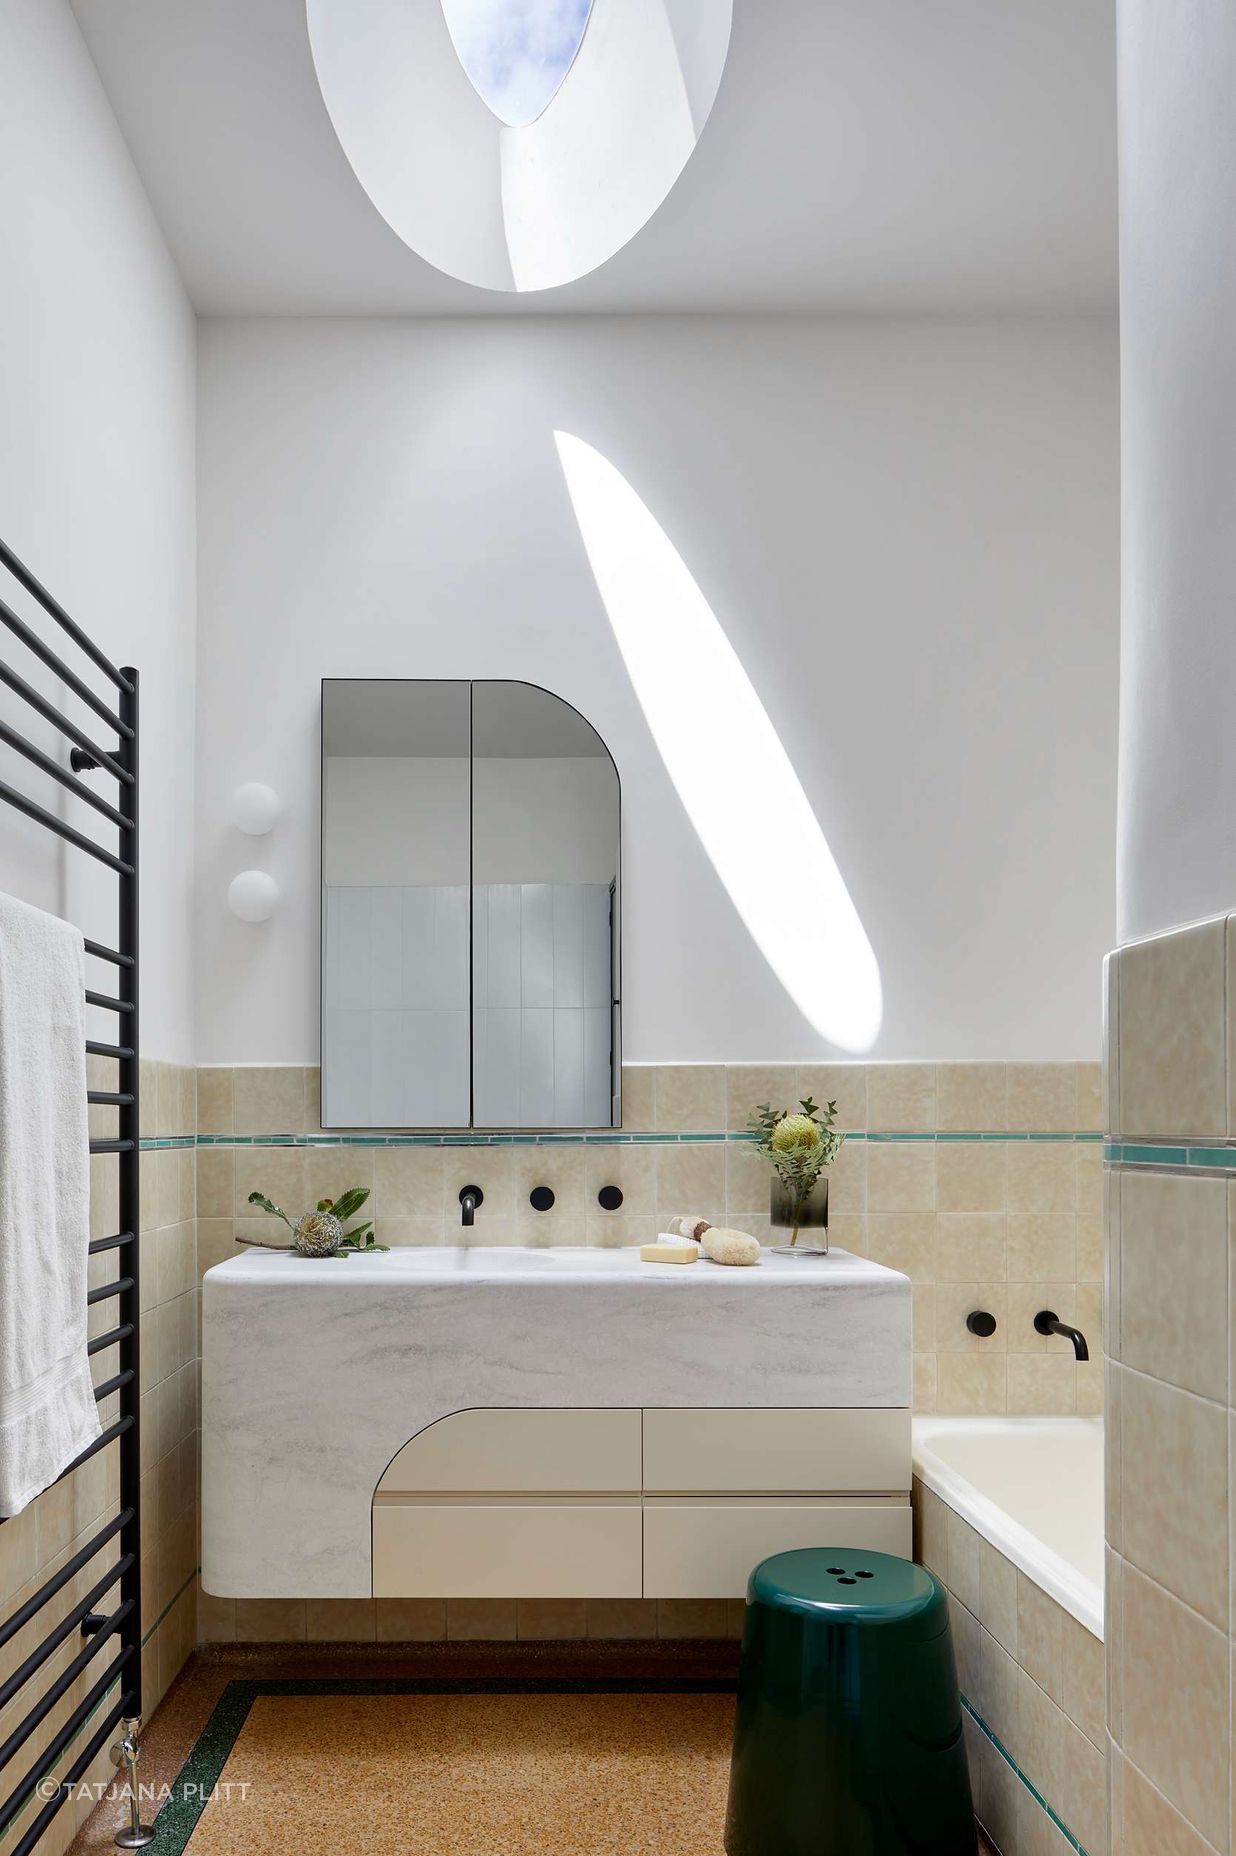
[378,1408,642,1495]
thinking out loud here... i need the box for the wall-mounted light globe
[228,782,282,836]
[306,0,732,292]
[227,871,280,923]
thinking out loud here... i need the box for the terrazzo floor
[70,1646,997,1854]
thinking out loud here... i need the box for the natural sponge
[700,1226,762,1267]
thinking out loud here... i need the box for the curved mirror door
[321,679,620,1129]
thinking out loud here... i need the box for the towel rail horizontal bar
[84,991,133,1013]
[0,1561,133,1723]
[0,1600,134,1780]
[0,1566,129,1719]
[83,938,134,968]
[0,591,132,738]
[8,1687,133,1856]
[6,1687,132,1856]
[0,777,132,875]
[0,658,130,785]
[8,1686,133,1856]
[92,1369,134,1402]
[87,1092,134,1108]
[87,1232,134,1256]
[0,719,133,829]
[88,1138,134,1155]
[0,1511,131,1653]
[61,1414,133,1477]
[0,536,132,693]
[86,1040,134,1060]
[86,1276,133,1307]
[86,1323,133,1358]
[0,1657,133,1844]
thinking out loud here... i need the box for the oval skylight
[307,0,733,293]
[440,0,595,127]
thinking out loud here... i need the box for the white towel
[0,892,101,1514]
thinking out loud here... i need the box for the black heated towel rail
[0,534,142,1855]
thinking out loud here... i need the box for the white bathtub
[913,1415,1103,1638]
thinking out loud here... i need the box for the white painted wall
[195,315,1117,1064]
[0,0,196,1060]
[1116,1,1236,942]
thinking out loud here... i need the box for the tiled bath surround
[0,1059,197,1856]
[914,1480,1105,1855]
[1105,914,1236,1856]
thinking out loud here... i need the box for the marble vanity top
[202,1246,911,1598]
[211,1243,898,1287]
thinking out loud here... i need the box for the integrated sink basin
[202,1245,912,1600]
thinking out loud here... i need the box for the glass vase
[769,1175,830,1254]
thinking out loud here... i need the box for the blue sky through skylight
[441,0,594,126]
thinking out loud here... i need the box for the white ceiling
[71,0,1117,317]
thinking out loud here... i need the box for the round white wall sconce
[227,870,280,922]
[228,782,282,836]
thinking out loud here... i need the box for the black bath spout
[1033,1310,1089,1361]
[459,1185,483,1228]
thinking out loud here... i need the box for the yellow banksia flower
[771,1113,824,1155]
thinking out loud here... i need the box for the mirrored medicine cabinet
[320,679,621,1130]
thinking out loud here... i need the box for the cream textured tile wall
[914,1478,1105,1855]
[0,1059,196,1856]
[194,1058,1099,1649]
[1106,913,1236,1856]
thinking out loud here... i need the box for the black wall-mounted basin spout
[459,1185,484,1227]
[1034,1309,1088,1360]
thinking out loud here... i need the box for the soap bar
[639,1242,698,1265]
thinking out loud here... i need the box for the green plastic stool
[725,1548,976,1856]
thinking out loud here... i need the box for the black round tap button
[597,1185,624,1211]
[530,1186,556,1211]
[966,1310,997,1338]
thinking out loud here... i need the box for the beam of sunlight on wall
[554,432,882,1052]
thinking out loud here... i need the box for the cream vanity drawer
[377,1408,641,1495]
[372,1500,643,1598]
[642,1498,913,1598]
[641,1408,911,1494]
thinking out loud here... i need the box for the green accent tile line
[142,1566,199,1648]
[1106,1138,1236,1174]
[180,1129,1102,1150]
[960,1693,1091,1856]
[140,1675,738,1855]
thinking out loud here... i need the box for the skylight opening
[555,432,883,1053]
[440,0,596,127]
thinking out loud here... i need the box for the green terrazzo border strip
[961,1692,1091,1856]
[170,1129,1104,1150]
[141,1674,737,1855]
[1107,1139,1236,1174]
